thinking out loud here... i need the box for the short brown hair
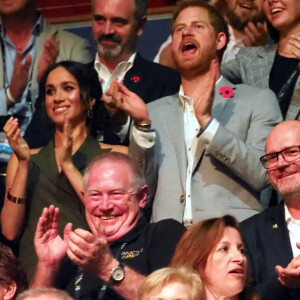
[137,266,205,300]
[0,243,28,298]
[172,0,229,60]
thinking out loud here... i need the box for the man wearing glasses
[241,120,300,300]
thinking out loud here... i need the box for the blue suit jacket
[241,203,300,300]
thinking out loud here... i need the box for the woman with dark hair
[222,0,300,121]
[170,215,256,300]
[0,61,126,280]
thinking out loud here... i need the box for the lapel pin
[219,86,235,99]
[272,223,279,229]
[131,76,141,83]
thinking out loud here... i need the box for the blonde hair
[137,266,205,300]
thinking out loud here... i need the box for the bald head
[266,120,300,203]
[266,120,300,154]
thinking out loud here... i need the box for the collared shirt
[285,204,300,258]
[133,77,222,227]
[0,14,43,134]
[222,25,244,64]
[178,80,221,227]
[94,52,136,93]
[94,52,136,141]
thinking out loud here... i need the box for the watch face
[112,266,125,282]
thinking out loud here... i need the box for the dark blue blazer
[241,203,300,300]
[24,53,180,147]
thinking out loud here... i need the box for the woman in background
[171,215,256,300]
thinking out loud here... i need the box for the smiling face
[45,67,88,128]
[84,160,146,242]
[266,121,300,202]
[92,0,144,64]
[264,0,300,35]
[227,0,265,31]
[204,227,247,299]
[172,6,226,76]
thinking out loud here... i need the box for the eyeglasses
[260,145,300,169]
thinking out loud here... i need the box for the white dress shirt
[285,204,300,258]
[94,52,136,93]
[133,77,223,227]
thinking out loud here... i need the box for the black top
[269,53,299,118]
[56,217,186,300]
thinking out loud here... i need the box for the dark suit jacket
[241,203,300,300]
[24,53,180,148]
[103,53,181,145]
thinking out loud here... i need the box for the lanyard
[0,33,36,115]
[74,242,127,300]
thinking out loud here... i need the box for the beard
[172,46,215,77]
[227,7,265,31]
[96,34,123,59]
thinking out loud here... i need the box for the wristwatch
[109,262,125,284]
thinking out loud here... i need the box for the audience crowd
[0,0,299,299]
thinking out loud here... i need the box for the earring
[87,105,93,118]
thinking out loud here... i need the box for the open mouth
[54,106,68,113]
[100,216,116,220]
[271,8,283,15]
[229,268,244,275]
[240,3,252,10]
[182,42,198,55]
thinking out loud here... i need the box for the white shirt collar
[178,75,223,108]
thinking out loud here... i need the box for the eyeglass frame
[260,145,300,169]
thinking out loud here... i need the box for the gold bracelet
[134,120,152,130]
[7,189,26,204]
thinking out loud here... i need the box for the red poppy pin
[131,76,141,83]
[219,86,235,99]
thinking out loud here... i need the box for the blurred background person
[171,215,256,300]
[0,242,28,300]
[16,288,73,300]
[1,61,126,280]
[137,266,205,300]
[222,0,300,121]
[222,0,300,206]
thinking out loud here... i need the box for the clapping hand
[9,52,31,103]
[194,59,219,128]
[57,117,73,171]
[243,22,267,47]
[102,78,150,126]
[34,205,72,267]
[37,35,59,83]
[3,117,30,162]
[275,243,300,288]
[66,212,114,278]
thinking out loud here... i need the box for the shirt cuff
[116,116,131,143]
[198,118,220,144]
[132,125,155,149]
[0,89,8,115]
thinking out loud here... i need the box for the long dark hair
[38,61,108,139]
